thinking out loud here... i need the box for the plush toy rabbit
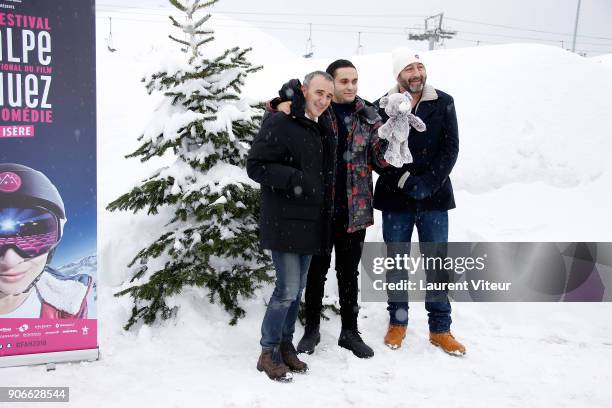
[378,92,426,168]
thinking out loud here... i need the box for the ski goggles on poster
[0,207,61,259]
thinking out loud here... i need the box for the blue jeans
[260,251,312,348]
[382,210,452,333]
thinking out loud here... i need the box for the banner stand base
[0,348,99,369]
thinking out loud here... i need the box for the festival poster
[0,0,97,360]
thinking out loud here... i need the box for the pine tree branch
[127,232,175,268]
[196,0,219,11]
[168,34,190,47]
[169,0,187,12]
[193,13,211,29]
[196,36,214,47]
[125,138,178,162]
[106,177,176,215]
[168,15,183,28]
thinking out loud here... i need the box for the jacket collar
[387,83,438,102]
[325,95,382,130]
[353,96,381,124]
[291,110,321,129]
[35,268,89,315]
[304,112,318,122]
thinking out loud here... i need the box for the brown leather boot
[257,348,293,382]
[384,324,407,349]
[280,341,309,373]
[430,331,466,356]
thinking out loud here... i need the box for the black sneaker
[296,325,321,355]
[338,329,374,359]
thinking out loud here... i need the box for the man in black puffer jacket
[247,71,336,382]
[374,48,466,356]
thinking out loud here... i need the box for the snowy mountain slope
[2,9,612,408]
[248,44,612,193]
[590,53,612,65]
[58,255,98,277]
[57,255,98,319]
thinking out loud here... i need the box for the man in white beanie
[373,47,466,356]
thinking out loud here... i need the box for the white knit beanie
[392,47,424,79]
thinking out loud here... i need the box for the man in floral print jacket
[268,59,390,359]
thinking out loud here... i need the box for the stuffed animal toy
[378,92,426,167]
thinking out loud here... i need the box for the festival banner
[0,0,97,366]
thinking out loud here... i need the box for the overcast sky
[98,0,612,57]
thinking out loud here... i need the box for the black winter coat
[268,80,389,234]
[373,85,459,212]
[247,105,336,256]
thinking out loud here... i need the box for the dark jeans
[304,217,366,331]
[260,251,312,348]
[382,209,452,333]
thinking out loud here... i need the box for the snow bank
[32,11,607,408]
[589,53,612,66]
[238,44,612,192]
[354,44,612,192]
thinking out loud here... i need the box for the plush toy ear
[402,91,413,102]
[379,96,389,108]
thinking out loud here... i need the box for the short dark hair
[325,59,356,78]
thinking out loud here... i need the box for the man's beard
[400,76,426,94]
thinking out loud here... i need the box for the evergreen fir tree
[107,0,273,329]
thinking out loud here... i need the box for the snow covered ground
[590,53,612,66]
[6,293,612,408]
[2,8,612,408]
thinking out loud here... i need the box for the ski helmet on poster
[0,163,67,262]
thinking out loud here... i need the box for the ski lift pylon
[303,23,314,58]
[106,17,117,52]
